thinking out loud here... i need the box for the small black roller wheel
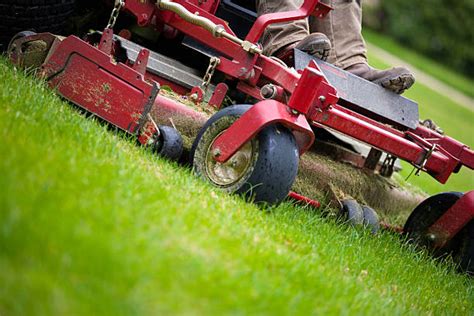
[404,192,473,275]
[340,199,364,227]
[361,205,380,234]
[191,104,299,205]
[154,125,183,161]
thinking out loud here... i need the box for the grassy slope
[364,29,474,99]
[1,61,473,314]
[366,45,474,195]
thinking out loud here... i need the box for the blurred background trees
[363,0,474,79]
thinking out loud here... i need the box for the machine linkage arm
[155,0,262,54]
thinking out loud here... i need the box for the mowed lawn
[366,39,474,195]
[1,58,473,314]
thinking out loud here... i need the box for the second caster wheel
[340,199,364,227]
[340,199,380,233]
[154,125,183,161]
[361,205,380,234]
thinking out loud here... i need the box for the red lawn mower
[5,0,474,274]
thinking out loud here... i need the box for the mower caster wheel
[361,205,380,234]
[404,192,474,275]
[154,125,183,161]
[340,199,364,227]
[7,31,37,54]
[8,31,37,44]
[191,104,299,205]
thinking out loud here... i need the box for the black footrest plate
[294,49,419,130]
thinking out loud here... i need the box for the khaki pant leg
[256,0,309,56]
[310,0,367,68]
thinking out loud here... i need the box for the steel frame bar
[288,191,321,209]
[245,0,326,43]
[309,105,460,183]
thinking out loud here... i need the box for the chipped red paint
[39,32,158,143]
[209,83,229,109]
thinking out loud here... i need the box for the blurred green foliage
[364,0,474,79]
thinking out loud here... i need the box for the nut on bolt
[212,148,221,157]
[261,84,277,99]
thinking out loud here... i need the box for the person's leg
[310,0,415,94]
[256,0,309,56]
[256,0,331,62]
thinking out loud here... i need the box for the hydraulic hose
[156,0,262,54]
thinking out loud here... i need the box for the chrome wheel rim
[205,134,255,186]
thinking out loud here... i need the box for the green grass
[1,60,473,314]
[366,51,474,195]
[364,29,474,99]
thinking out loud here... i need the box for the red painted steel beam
[288,191,321,209]
[245,0,323,43]
[288,61,339,114]
[427,190,474,248]
[254,56,301,93]
[211,100,315,163]
[310,105,459,183]
[413,125,474,170]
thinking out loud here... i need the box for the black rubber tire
[404,192,473,275]
[340,199,364,226]
[191,104,299,205]
[361,205,380,234]
[0,0,76,50]
[154,125,183,161]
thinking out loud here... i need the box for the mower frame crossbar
[309,105,460,184]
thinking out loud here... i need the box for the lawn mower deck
[7,0,474,274]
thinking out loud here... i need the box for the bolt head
[426,233,437,241]
[212,148,221,157]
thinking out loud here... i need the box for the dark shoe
[274,32,331,66]
[345,63,415,94]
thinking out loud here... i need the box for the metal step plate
[294,49,419,130]
[114,35,211,91]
